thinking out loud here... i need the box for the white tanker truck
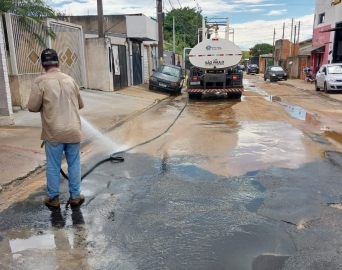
[187,27,244,99]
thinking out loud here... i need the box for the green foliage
[250,43,273,57]
[240,51,250,63]
[163,7,205,55]
[0,0,57,47]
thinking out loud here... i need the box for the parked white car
[315,63,342,93]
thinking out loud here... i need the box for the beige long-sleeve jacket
[28,68,84,143]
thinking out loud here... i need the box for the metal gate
[111,45,128,90]
[4,14,87,87]
[48,20,87,87]
[132,41,142,85]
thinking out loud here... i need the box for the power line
[176,0,182,8]
[167,0,175,10]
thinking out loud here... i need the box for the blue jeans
[45,141,81,199]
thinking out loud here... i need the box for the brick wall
[275,39,301,61]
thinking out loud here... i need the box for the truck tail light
[193,76,198,81]
[233,75,238,81]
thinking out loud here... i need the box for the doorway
[333,22,342,63]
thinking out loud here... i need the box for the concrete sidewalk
[0,84,169,191]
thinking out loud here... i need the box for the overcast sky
[52,0,316,50]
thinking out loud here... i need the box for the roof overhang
[301,45,325,54]
[320,27,342,33]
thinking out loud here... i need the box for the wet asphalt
[1,79,342,269]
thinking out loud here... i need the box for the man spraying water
[28,48,85,209]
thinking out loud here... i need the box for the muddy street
[1,77,342,269]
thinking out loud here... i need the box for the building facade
[58,14,158,90]
[312,0,342,72]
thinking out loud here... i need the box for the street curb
[0,94,171,193]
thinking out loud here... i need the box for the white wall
[143,45,149,83]
[126,15,158,41]
[85,38,113,91]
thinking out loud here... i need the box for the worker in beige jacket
[28,48,84,209]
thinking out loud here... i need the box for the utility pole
[97,0,104,38]
[225,18,230,40]
[157,0,163,66]
[293,25,297,56]
[196,3,200,44]
[273,28,276,64]
[202,17,206,42]
[290,18,294,56]
[173,16,175,54]
[280,22,285,66]
[297,21,300,43]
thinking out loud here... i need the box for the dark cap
[41,48,59,66]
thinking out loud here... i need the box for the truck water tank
[189,39,242,69]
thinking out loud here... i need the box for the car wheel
[284,77,287,81]
[264,77,266,81]
[315,82,320,91]
[149,84,153,90]
[324,82,329,93]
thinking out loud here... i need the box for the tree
[0,0,57,46]
[240,51,250,64]
[163,7,205,55]
[250,43,273,57]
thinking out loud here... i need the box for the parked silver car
[316,63,342,93]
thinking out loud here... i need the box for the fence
[4,13,87,87]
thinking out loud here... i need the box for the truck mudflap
[187,88,244,93]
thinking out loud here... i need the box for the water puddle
[245,198,265,212]
[317,190,340,204]
[264,95,282,102]
[244,170,260,177]
[252,254,290,270]
[227,121,318,173]
[9,233,56,253]
[244,80,321,125]
[324,130,342,145]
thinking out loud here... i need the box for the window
[271,67,284,71]
[328,65,342,74]
[157,65,181,77]
[318,13,325,24]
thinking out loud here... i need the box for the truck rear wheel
[227,93,242,99]
[188,93,202,100]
